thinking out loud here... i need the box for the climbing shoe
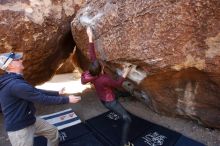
[124,141,134,146]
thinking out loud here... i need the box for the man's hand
[68,95,81,103]
[59,87,66,95]
[87,26,93,43]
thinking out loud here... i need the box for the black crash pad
[34,123,91,146]
[132,124,181,146]
[86,111,155,146]
[174,135,206,146]
[86,111,205,146]
[60,133,104,146]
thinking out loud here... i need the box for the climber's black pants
[101,100,132,146]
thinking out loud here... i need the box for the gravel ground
[0,73,220,146]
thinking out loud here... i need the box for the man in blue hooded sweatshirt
[0,52,81,146]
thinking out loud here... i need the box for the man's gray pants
[8,117,59,146]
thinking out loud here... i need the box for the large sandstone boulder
[71,0,220,128]
[0,0,84,84]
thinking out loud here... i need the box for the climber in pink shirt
[81,27,134,146]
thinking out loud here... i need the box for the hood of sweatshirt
[0,72,23,89]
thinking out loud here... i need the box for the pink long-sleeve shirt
[81,43,125,102]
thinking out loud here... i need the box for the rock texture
[0,0,84,84]
[56,53,75,74]
[71,0,220,128]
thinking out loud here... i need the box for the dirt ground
[0,73,220,146]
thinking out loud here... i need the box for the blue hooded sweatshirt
[0,73,69,131]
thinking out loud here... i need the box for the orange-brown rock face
[71,0,220,128]
[0,0,84,84]
[56,53,75,74]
